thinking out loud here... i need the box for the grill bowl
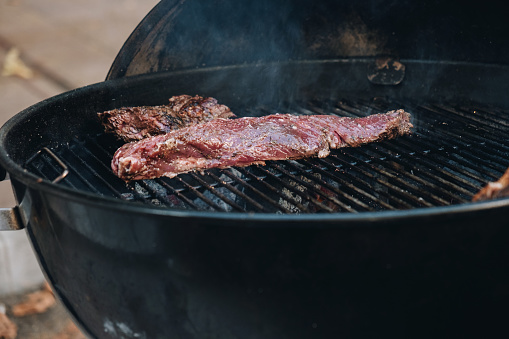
[1,60,509,338]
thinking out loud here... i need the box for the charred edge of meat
[97,95,235,142]
[472,167,509,202]
[111,109,413,181]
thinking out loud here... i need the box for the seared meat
[472,167,509,201]
[98,95,235,142]
[112,109,413,181]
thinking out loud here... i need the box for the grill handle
[0,165,5,181]
[0,147,67,231]
[0,207,23,231]
[0,165,25,231]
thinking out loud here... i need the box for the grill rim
[2,60,509,224]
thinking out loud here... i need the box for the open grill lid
[107,0,508,80]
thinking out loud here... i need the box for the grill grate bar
[337,151,440,207]
[205,170,268,212]
[369,155,452,204]
[297,100,358,119]
[370,140,479,196]
[282,159,374,211]
[66,146,129,197]
[288,159,373,211]
[302,158,397,210]
[476,106,509,123]
[134,180,184,208]
[324,154,421,209]
[430,103,509,131]
[367,99,509,153]
[419,137,507,178]
[333,100,383,118]
[155,179,211,210]
[268,162,357,212]
[423,127,509,167]
[440,123,509,153]
[25,153,79,190]
[457,105,509,125]
[409,106,509,172]
[173,175,230,212]
[412,106,509,153]
[234,167,305,213]
[412,107,508,159]
[217,168,293,213]
[187,172,246,212]
[360,144,470,204]
[253,164,336,213]
[408,137,506,181]
[399,137,495,183]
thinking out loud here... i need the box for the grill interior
[24,96,509,214]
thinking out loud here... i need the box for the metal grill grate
[25,97,509,213]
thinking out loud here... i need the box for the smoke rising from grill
[117,0,397,110]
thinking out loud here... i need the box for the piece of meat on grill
[98,95,235,142]
[472,167,509,202]
[112,109,413,181]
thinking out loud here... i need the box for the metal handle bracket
[26,147,69,184]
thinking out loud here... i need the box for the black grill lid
[107,0,509,80]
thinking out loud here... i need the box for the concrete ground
[0,0,159,337]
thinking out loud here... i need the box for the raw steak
[112,109,413,181]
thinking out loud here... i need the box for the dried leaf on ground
[11,283,56,317]
[0,304,17,339]
[1,47,34,79]
[53,321,87,339]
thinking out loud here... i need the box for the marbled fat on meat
[112,109,413,181]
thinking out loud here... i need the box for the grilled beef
[472,167,509,201]
[98,95,235,142]
[112,109,413,181]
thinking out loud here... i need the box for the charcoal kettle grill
[1,0,509,338]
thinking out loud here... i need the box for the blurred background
[0,0,159,337]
